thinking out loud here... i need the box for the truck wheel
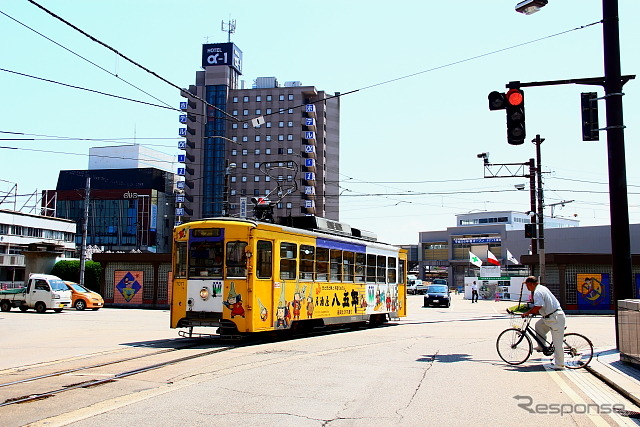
[35,302,47,314]
[74,299,87,311]
[0,300,10,312]
[19,305,28,312]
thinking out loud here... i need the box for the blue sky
[1,1,639,244]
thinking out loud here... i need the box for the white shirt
[532,284,562,316]
[471,283,478,291]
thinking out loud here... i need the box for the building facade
[178,42,340,223]
[419,211,580,287]
[50,168,176,254]
[0,209,75,286]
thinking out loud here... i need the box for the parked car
[423,284,451,308]
[64,281,104,311]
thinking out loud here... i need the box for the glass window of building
[288,108,293,114]
[278,148,284,155]
[288,94,294,101]
[266,108,272,114]
[278,121,284,128]
[266,95,272,101]
[254,149,260,155]
[242,136,248,142]
[265,176,271,181]
[232,123,238,129]
[242,162,248,169]
[232,96,238,103]
[242,149,248,155]
[266,122,272,128]
[241,176,247,182]
[256,109,261,115]
[231,149,237,156]
[288,121,293,127]
[286,202,292,209]
[266,135,272,142]
[243,96,249,102]
[232,110,238,116]
[254,189,260,195]
[254,176,260,182]
[232,136,238,142]
[243,109,249,116]
[243,123,249,129]
[230,189,236,195]
[255,135,261,142]
[256,95,262,102]
[287,148,293,154]
[287,134,293,141]
[287,175,293,182]
[279,94,285,101]
[278,135,284,141]
[230,176,237,183]
[265,148,271,155]
[279,108,285,114]
[254,162,260,168]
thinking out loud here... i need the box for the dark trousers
[472,290,478,303]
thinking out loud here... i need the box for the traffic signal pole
[534,135,545,283]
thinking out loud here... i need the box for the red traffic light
[506,88,524,106]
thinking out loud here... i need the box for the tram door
[254,239,275,332]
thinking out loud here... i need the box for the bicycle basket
[509,315,526,329]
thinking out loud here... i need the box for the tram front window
[189,241,223,278]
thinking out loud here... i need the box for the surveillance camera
[515,0,548,15]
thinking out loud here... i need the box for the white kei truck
[0,274,72,313]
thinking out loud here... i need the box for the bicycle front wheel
[497,328,532,365]
[563,333,593,369]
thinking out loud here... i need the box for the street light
[515,0,548,15]
[518,0,633,348]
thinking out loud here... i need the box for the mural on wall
[576,273,610,309]
[114,271,144,304]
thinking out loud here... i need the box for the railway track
[0,339,237,408]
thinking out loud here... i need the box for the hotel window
[266,122,272,128]
[288,94,294,101]
[286,202,292,209]
[243,123,249,129]
[278,135,284,141]
[278,121,284,128]
[254,176,260,182]
[255,135,261,142]
[256,109,261,115]
[287,134,293,141]
[266,108,272,114]
[231,149,237,156]
[243,109,249,116]
[279,94,285,101]
[254,162,260,168]
[288,121,293,127]
[288,108,293,114]
[241,176,247,182]
[265,148,271,154]
[230,189,236,195]
[254,149,260,155]
[230,176,237,183]
[232,136,238,142]
[277,202,283,209]
[242,162,248,169]
[287,175,293,182]
[256,95,262,102]
[232,96,238,103]
[287,162,293,167]
[278,148,284,155]
[242,136,248,142]
[287,148,293,154]
[232,123,238,129]
[242,149,248,155]
[232,110,238,116]
[266,135,272,142]
[265,176,271,181]
[243,96,249,102]
[267,95,272,101]
[279,108,285,114]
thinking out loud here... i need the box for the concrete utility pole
[79,177,90,286]
[533,135,545,283]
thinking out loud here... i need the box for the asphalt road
[0,293,627,426]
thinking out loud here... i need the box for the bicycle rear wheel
[563,333,593,369]
[497,328,532,365]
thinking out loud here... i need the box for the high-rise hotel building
[177,43,340,223]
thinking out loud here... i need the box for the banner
[576,273,610,310]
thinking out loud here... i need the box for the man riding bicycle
[521,276,566,370]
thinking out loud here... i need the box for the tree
[51,260,102,292]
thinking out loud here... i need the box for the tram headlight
[200,286,210,301]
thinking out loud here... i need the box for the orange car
[64,281,104,311]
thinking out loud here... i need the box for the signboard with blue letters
[304,158,315,167]
[180,101,188,110]
[201,43,243,74]
[178,141,186,149]
[177,154,185,163]
[176,181,185,189]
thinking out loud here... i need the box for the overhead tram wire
[26,0,237,124]
[0,9,173,110]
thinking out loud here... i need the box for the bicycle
[496,309,594,369]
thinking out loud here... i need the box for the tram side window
[174,242,187,278]
[387,257,397,284]
[256,240,272,279]
[399,259,406,284]
[366,254,377,282]
[343,251,355,282]
[316,247,329,281]
[355,253,365,282]
[189,240,223,278]
[300,245,315,280]
[377,255,387,283]
[280,242,297,280]
[226,241,248,278]
[330,249,342,281]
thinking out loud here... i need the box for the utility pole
[533,135,545,283]
[79,177,90,287]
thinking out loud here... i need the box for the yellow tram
[170,216,407,337]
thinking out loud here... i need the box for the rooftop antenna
[221,19,236,42]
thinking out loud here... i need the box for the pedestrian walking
[471,281,479,303]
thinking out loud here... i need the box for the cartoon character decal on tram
[223,281,245,318]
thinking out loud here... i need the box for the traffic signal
[524,223,537,238]
[505,88,526,145]
[581,92,599,141]
[488,91,506,110]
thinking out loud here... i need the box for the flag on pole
[469,251,482,267]
[487,251,501,266]
[506,249,520,265]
